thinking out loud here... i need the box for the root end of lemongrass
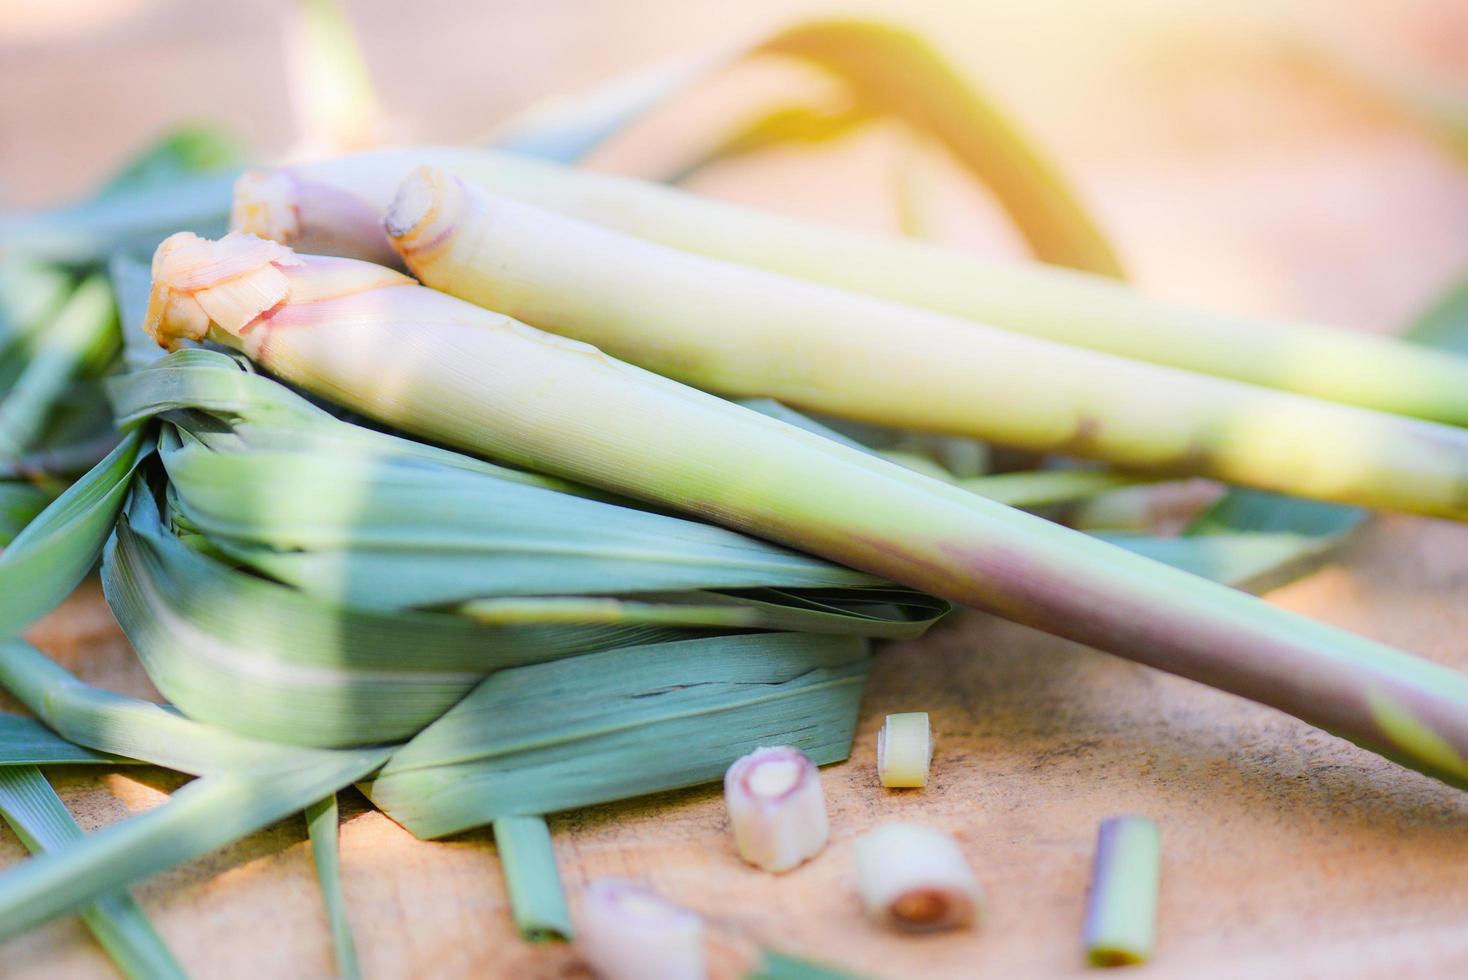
[384,164,468,259]
[230,169,303,245]
[144,232,298,350]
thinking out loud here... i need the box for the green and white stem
[723,746,829,873]
[142,233,1468,795]
[854,823,981,931]
[229,146,1468,425]
[386,167,1468,522]
[577,878,707,980]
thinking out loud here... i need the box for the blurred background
[3,0,1468,336]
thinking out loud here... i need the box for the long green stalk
[305,794,361,980]
[229,146,1468,424]
[143,233,1468,792]
[389,169,1468,521]
[493,815,572,941]
[0,766,186,980]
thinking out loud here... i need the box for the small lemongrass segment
[876,713,931,788]
[230,147,1468,425]
[1083,816,1161,967]
[143,234,1468,798]
[854,823,981,932]
[723,746,830,872]
[386,168,1468,522]
[577,879,707,980]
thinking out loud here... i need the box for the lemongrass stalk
[723,746,829,872]
[853,823,981,931]
[876,712,931,789]
[305,794,361,979]
[493,815,573,941]
[577,879,706,980]
[1083,816,1161,967]
[143,234,1468,793]
[387,171,1468,521]
[229,147,1468,424]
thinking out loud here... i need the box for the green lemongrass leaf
[0,766,186,980]
[93,124,242,200]
[109,251,168,371]
[0,743,392,942]
[0,257,71,347]
[0,275,118,458]
[748,949,868,980]
[0,172,238,265]
[159,438,882,606]
[0,640,333,775]
[0,483,52,546]
[754,20,1122,275]
[306,793,360,980]
[493,815,572,942]
[666,101,873,185]
[0,713,131,766]
[458,588,945,640]
[0,430,140,638]
[104,486,700,745]
[1409,276,1468,356]
[487,52,731,163]
[365,633,869,839]
[0,123,243,264]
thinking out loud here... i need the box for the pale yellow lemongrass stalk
[228,146,1468,425]
[141,233,1468,797]
[384,167,1468,522]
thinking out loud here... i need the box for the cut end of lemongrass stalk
[723,745,830,873]
[876,711,931,788]
[145,233,413,353]
[230,169,302,246]
[854,823,981,932]
[144,232,299,350]
[1084,816,1161,968]
[578,879,707,980]
[383,164,468,261]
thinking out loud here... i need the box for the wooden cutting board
[4,2,1468,977]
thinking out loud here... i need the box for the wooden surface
[5,2,1468,977]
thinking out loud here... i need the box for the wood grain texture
[4,1,1468,977]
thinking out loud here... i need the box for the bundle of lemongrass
[4,14,1468,978]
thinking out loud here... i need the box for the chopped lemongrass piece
[854,823,981,932]
[577,879,706,980]
[876,712,931,788]
[724,746,829,872]
[1084,816,1161,967]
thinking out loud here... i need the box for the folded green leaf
[366,633,869,839]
